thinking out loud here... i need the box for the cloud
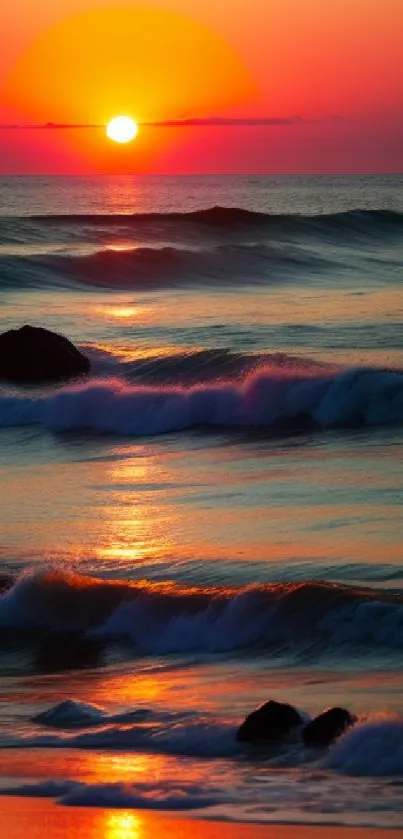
[0,115,325,130]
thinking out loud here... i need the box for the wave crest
[1,365,402,434]
[1,571,403,653]
[1,207,401,291]
[21,206,403,232]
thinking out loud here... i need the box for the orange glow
[92,451,177,566]
[1,0,402,173]
[101,306,142,320]
[2,6,255,172]
[2,796,346,839]
[104,812,140,839]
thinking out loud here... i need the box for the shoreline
[0,798,401,839]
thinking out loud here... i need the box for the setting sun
[106,116,138,144]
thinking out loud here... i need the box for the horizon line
[0,115,342,130]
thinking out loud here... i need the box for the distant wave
[20,206,403,233]
[0,241,325,291]
[0,364,402,433]
[29,205,270,226]
[1,207,402,247]
[1,206,401,291]
[1,570,403,654]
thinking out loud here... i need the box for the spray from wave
[1,570,403,654]
[1,364,402,434]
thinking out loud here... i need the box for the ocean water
[0,174,402,828]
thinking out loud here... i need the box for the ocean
[0,174,402,828]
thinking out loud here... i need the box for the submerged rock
[302,707,355,746]
[0,325,90,383]
[236,700,303,743]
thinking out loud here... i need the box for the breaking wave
[1,570,403,654]
[2,698,403,781]
[0,778,222,810]
[0,364,402,433]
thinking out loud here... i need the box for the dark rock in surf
[302,707,355,746]
[0,325,90,383]
[236,700,303,743]
[0,574,14,594]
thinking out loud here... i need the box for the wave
[0,241,324,291]
[89,349,334,388]
[3,699,403,781]
[0,206,401,253]
[32,699,152,729]
[17,206,403,234]
[1,206,400,292]
[323,717,403,776]
[0,778,222,810]
[0,364,402,434]
[1,570,403,654]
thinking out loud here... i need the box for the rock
[236,700,303,743]
[0,325,90,383]
[302,707,355,746]
[0,574,14,594]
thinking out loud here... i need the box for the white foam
[318,600,403,647]
[65,718,239,759]
[32,699,156,730]
[7,716,239,759]
[0,779,220,810]
[93,586,277,653]
[61,780,220,809]
[2,571,403,653]
[32,700,107,729]
[0,365,402,435]
[324,716,403,776]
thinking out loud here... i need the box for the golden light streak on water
[104,811,141,839]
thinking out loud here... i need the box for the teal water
[0,175,402,827]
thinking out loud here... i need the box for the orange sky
[0,0,402,173]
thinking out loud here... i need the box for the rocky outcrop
[302,707,355,746]
[236,700,304,743]
[0,325,90,383]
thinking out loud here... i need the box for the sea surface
[0,174,402,828]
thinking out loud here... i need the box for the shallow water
[0,175,402,827]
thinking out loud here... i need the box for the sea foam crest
[323,716,403,776]
[0,778,221,810]
[5,698,403,777]
[1,571,403,653]
[0,365,402,433]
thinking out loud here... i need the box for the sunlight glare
[105,811,141,839]
[107,116,138,144]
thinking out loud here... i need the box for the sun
[106,116,138,144]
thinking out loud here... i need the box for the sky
[0,0,402,174]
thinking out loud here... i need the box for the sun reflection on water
[93,448,177,569]
[104,306,142,319]
[105,811,141,839]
